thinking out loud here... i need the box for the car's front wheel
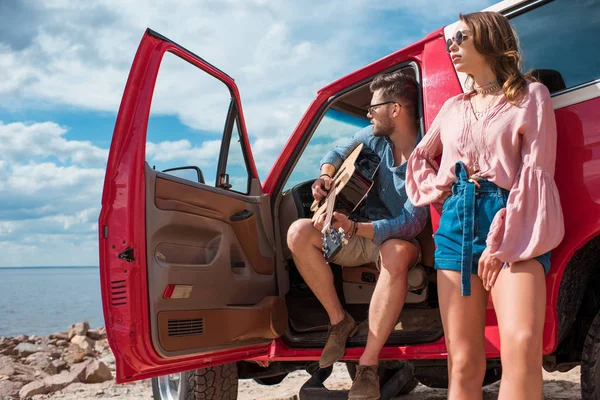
[152,363,238,400]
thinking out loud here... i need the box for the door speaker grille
[168,318,204,337]
[110,280,127,306]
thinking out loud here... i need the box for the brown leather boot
[318,311,357,368]
[348,365,380,400]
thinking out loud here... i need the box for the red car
[99,0,600,398]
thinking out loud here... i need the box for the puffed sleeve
[406,100,448,206]
[487,84,565,262]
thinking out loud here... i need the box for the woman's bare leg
[438,270,489,400]
[491,259,546,400]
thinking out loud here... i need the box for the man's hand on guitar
[332,212,353,235]
[312,175,332,201]
[313,211,327,231]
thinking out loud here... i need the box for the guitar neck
[322,188,337,233]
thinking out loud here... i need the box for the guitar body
[311,143,380,261]
[311,143,378,222]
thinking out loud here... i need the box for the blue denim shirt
[320,126,429,245]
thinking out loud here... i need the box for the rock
[69,359,93,381]
[67,322,89,340]
[42,369,81,392]
[9,363,38,384]
[82,360,113,383]
[45,359,68,375]
[0,363,16,377]
[13,343,43,357]
[64,345,88,364]
[55,339,68,347]
[99,352,115,366]
[49,332,69,341]
[14,334,28,343]
[24,352,52,370]
[70,335,96,356]
[0,379,23,397]
[19,380,48,399]
[87,327,106,340]
[27,335,40,343]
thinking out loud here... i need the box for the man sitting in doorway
[287,70,429,399]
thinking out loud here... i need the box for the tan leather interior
[157,296,287,351]
[155,176,274,275]
[146,164,281,358]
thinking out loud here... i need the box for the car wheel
[582,310,600,399]
[253,373,288,386]
[152,363,238,400]
[345,362,419,395]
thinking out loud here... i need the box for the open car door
[98,29,287,383]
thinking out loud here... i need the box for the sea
[0,267,105,337]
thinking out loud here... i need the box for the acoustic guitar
[310,143,380,261]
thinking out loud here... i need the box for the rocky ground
[0,324,584,399]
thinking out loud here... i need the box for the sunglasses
[446,30,469,53]
[367,101,398,115]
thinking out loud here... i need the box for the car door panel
[145,165,286,358]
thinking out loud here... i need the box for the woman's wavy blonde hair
[460,11,532,105]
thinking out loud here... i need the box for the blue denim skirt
[434,162,551,296]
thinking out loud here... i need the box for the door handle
[229,209,254,222]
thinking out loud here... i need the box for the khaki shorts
[329,234,422,270]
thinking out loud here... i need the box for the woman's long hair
[460,11,531,105]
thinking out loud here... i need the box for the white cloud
[0,121,108,168]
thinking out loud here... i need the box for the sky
[0,0,497,267]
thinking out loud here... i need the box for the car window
[283,109,370,192]
[146,51,232,187]
[224,120,250,194]
[510,0,600,93]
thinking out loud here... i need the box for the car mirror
[162,166,205,184]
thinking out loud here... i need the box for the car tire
[345,362,419,395]
[152,363,238,400]
[253,373,288,386]
[581,310,600,399]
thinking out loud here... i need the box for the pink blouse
[406,81,565,263]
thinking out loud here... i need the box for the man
[287,70,428,399]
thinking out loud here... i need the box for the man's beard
[372,117,394,137]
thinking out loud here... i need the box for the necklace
[467,93,500,176]
[475,83,501,95]
[470,94,498,119]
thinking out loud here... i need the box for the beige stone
[67,322,90,340]
[82,360,113,383]
[42,369,80,392]
[0,379,23,398]
[19,380,47,399]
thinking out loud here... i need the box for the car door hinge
[118,247,135,262]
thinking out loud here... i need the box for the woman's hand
[436,192,451,204]
[478,247,504,291]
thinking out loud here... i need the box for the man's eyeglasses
[367,101,398,115]
[446,30,469,53]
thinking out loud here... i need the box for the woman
[406,11,564,400]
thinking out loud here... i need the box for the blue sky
[0,0,497,267]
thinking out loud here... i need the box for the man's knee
[287,219,319,253]
[379,239,418,277]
